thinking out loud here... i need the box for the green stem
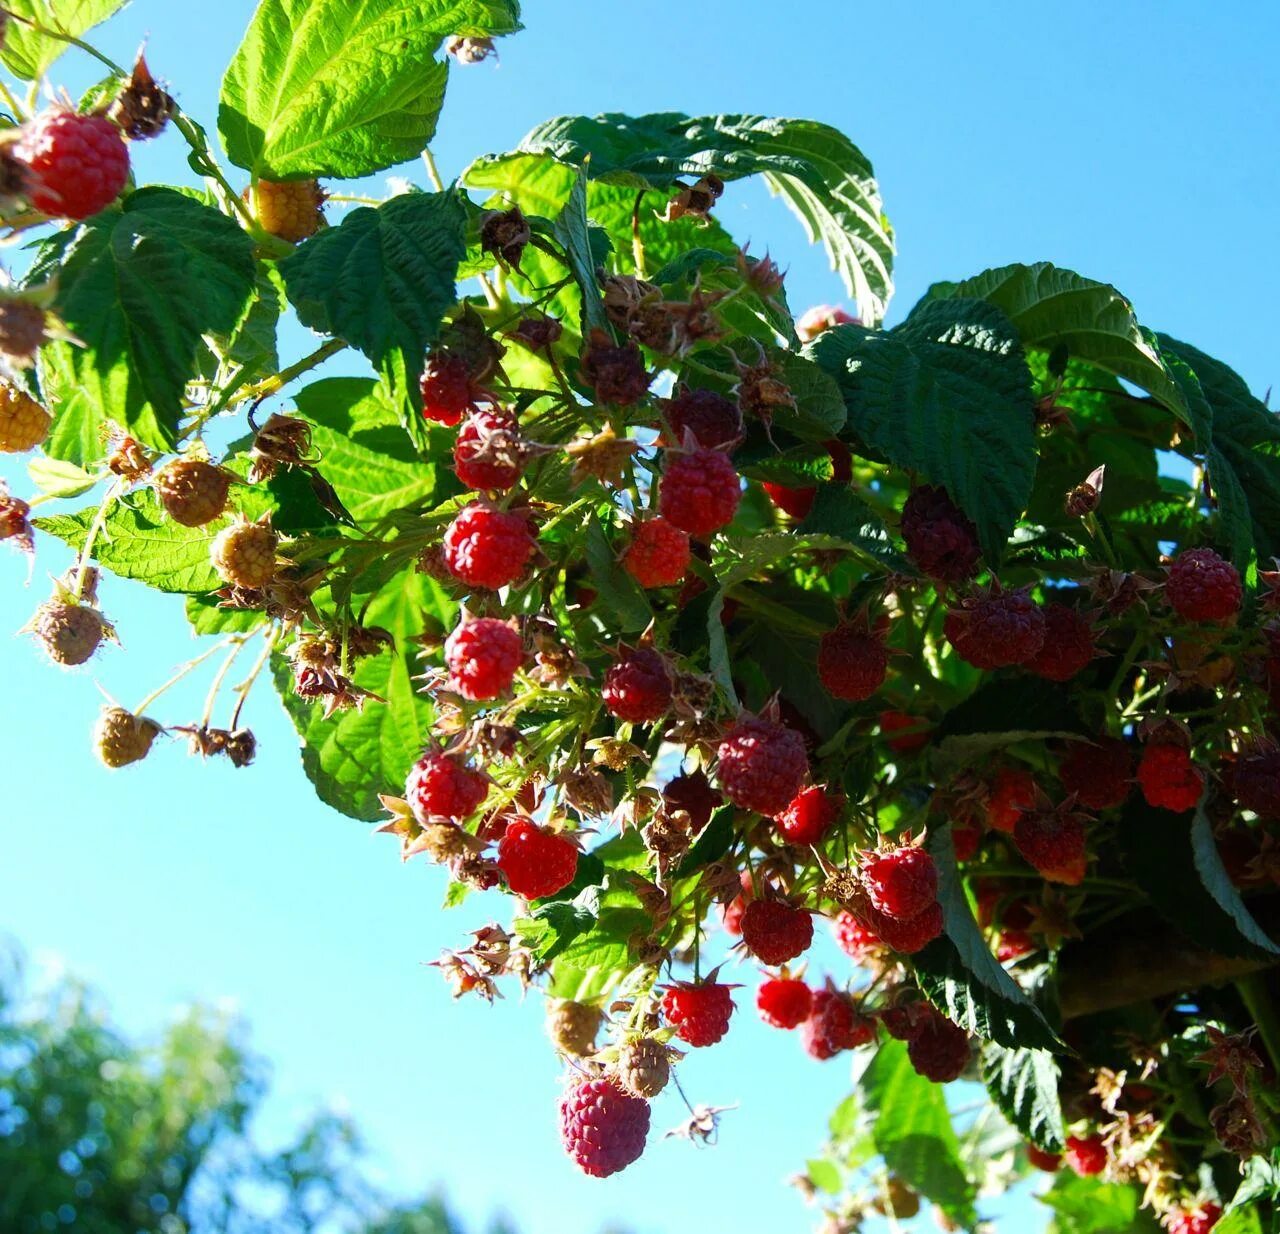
[1237,973,1280,1075]
[229,337,349,406]
[133,638,239,715]
[73,480,124,600]
[23,22,125,74]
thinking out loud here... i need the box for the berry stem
[200,637,250,729]
[423,147,501,310]
[132,637,242,715]
[72,478,124,600]
[630,191,647,277]
[229,627,279,730]
[169,111,260,231]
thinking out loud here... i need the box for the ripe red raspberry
[16,110,129,220]
[997,929,1036,961]
[1165,548,1242,623]
[1026,603,1097,682]
[900,485,981,583]
[444,616,522,700]
[1014,804,1088,884]
[740,899,814,965]
[496,818,578,899]
[986,767,1038,833]
[861,844,938,920]
[661,980,735,1047]
[879,710,930,753]
[1166,1203,1222,1234]
[763,481,816,519]
[860,901,943,954]
[602,646,672,724]
[1059,738,1132,810]
[558,1076,650,1178]
[817,619,889,701]
[802,988,875,1060]
[442,503,534,590]
[832,910,884,963]
[716,715,809,815]
[662,768,721,832]
[879,1002,929,1041]
[1231,746,1280,818]
[775,785,842,846]
[1064,1134,1107,1177]
[663,387,743,450]
[952,818,981,861]
[1137,742,1204,813]
[945,588,1046,670]
[1025,1144,1063,1172]
[720,871,753,935]
[621,517,690,588]
[756,977,812,1029]
[405,750,488,822]
[905,1007,970,1083]
[419,352,473,426]
[453,408,522,491]
[658,448,742,538]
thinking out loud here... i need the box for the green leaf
[772,351,846,439]
[795,487,909,571]
[914,828,1063,1051]
[185,594,267,636]
[515,887,600,962]
[273,569,452,820]
[979,1041,1064,1152]
[1040,1173,1159,1234]
[280,191,467,446]
[810,298,1036,560]
[860,1037,976,1227]
[27,457,98,500]
[293,378,442,523]
[1215,1207,1263,1234]
[34,492,224,593]
[673,807,735,879]
[31,189,257,464]
[1120,798,1280,960]
[934,678,1089,767]
[804,1159,843,1196]
[466,112,894,321]
[1,0,126,80]
[925,262,1189,426]
[219,0,522,178]
[552,166,609,335]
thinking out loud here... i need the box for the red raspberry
[879,710,930,753]
[1165,548,1242,623]
[861,901,943,954]
[945,588,1046,670]
[658,448,741,538]
[602,647,672,724]
[1014,805,1088,884]
[453,408,522,491]
[720,871,753,935]
[775,785,842,846]
[796,304,857,341]
[997,929,1036,962]
[740,899,814,965]
[1137,742,1204,813]
[986,767,1038,833]
[861,844,938,919]
[900,485,981,583]
[1064,1134,1107,1177]
[802,988,875,1060]
[559,1076,650,1178]
[663,387,743,450]
[879,1002,930,1041]
[1166,1203,1222,1234]
[756,978,812,1029]
[404,750,488,823]
[1026,603,1097,682]
[16,110,129,220]
[1059,738,1132,810]
[905,1007,970,1082]
[420,352,473,426]
[621,517,690,588]
[716,715,809,815]
[831,910,884,963]
[496,818,578,899]
[952,818,981,861]
[442,503,535,590]
[1025,1145,1063,1172]
[444,616,523,700]
[817,619,889,701]
[1231,746,1280,818]
[763,481,816,519]
[661,980,735,1047]
[662,768,721,832]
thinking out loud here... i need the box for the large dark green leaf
[979,1041,1064,1152]
[1,0,126,80]
[1040,1173,1160,1234]
[31,189,257,463]
[934,677,1088,767]
[796,486,909,571]
[219,0,521,178]
[809,298,1036,559]
[466,112,894,321]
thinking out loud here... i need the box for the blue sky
[2,2,1278,1232]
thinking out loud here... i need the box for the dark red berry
[453,407,522,490]
[559,1076,650,1177]
[861,844,938,920]
[757,978,812,1029]
[496,818,578,899]
[662,768,721,832]
[661,980,735,1047]
[1137,742,1204,813]
[763,481,816,519]
[1064,1134,1107,1177]
[951,818,981,861]
[621,517,690,588]
[900,485,980,583]
[817,619,889,701]
[404,750,488,822]
[1059,738,1132,811]
[986,767,1037,833]
[420,352,473,426]
[602,647,672,724]
[658,448,741,538]
[720,871,753,936]
[860,901,943,954]
[1026,603,1097,682]
[663,387,743,450]
[716,715,809,815]
[1166,548,1242,624]
[17,110,129,220]
[1014,805,1089,884]
[802,987,874,1060]
[1025,1144,1063,1172]
[945,588,1046,670]
[740,899,814,966]
[580,332,650,405]
[442,503,535,590]
[879,710,930,753]
[444,616,523,700]
[905,1007,970,1082]
[775,785,842,846]
[1232,745,1280,818]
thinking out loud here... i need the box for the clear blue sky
[2,3,1278,1232]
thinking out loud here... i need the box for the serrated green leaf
[552,166,609,335]
[860,1037,976,1227]
[934,678,1089,768]
[31,190,257,464]
[810,298,1036,560]
[771,350,846,439]
[219,0,521,178]
[280,191,467,447]
[27,457,99,500]
[1,0,126,80]
[796,486,908,571]
[185,594,268,636]
[1215,1207,1263,1234]
[515,887,600,962]
[913,828,1063,1051]
[980,1041,1064,1152]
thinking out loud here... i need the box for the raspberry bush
[2,5,1279,1232]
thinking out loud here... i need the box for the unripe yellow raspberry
[93,706,162,768]
[154,459,233,527]
[249,178,325,242]
[211,515,278,589]
[546,999,602,1057]
[0,382,50,452]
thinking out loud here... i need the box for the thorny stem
[229,627,279,730]
[132,638,240,716]
[229,338,349,407]
[200,637,249,729]
[73,479,124,600]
